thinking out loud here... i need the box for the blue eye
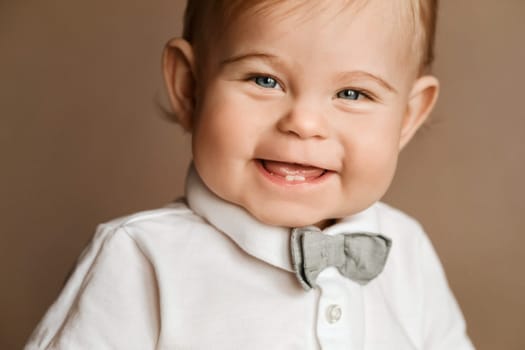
[337,89,362,100]
[253,76,280,89]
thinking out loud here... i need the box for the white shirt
[26,168,475,349]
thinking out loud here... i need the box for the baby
[26,0,475,349]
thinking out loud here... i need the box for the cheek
[190,89,260,198]
[353,144,399,183]
[192,84,278,163]
[192,95,239,155]
[340,119,402,185]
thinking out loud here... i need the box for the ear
[399,75,440,149]
[162,38,197,131]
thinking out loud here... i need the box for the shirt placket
[315,267,365,350]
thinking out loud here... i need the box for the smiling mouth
[257,159,329,184]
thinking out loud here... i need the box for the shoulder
[75,199,209,266]
[373,204,473,349]
[369,207,472,350]
[373,202,438,286]
[90,199,225,263]
[374,201,428,246]
[94,199,207,242]
[71,200,206,272]
[375,201,424,232]
[99,199,200,231]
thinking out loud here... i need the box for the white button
[326,304,342,324]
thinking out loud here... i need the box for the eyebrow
[336,71,398,94]
[220,52,397,94]
[220,52,283,67]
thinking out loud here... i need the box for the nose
[277,100,329,139]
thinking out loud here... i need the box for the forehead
[211,0,417,83]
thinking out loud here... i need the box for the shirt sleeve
[25,224,160,350]
[419,232,476,350]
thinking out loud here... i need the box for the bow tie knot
[291,227,392,290]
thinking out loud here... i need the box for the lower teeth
[285,175,306,182]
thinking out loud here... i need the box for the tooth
[285,175,306,182]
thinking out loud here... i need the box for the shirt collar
[185,165,382,273]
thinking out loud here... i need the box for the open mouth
[256,159,329,184]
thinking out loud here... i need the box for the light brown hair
[182,0,438,74]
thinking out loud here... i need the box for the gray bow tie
[290,227,392,290]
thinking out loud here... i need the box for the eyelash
[246,74,375,101]
[248,75,283,90]
[336,88,374,102]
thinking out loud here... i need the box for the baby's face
[184,0,436,227]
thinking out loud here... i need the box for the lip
[255,159,333,186]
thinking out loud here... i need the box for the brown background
[1,1,524,349]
